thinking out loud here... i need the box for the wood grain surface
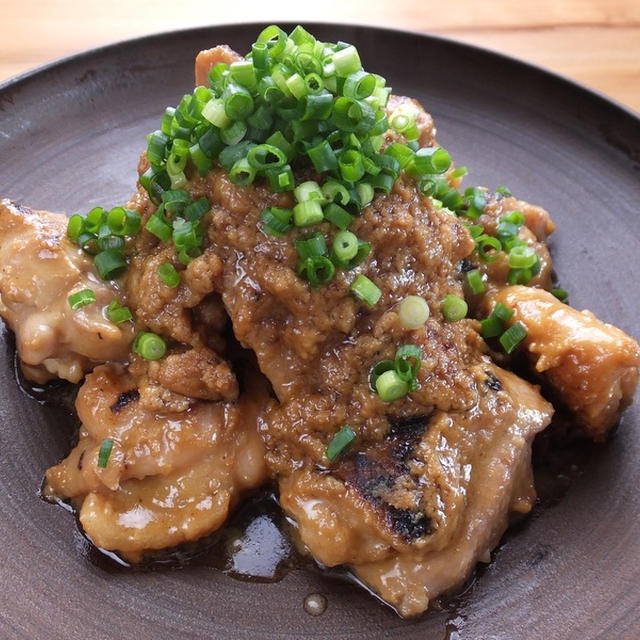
[1,0,639,112]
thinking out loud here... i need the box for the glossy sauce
[21,349,600,619]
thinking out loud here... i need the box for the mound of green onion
[141,24,454,294]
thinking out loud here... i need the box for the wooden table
[1,0,639,113]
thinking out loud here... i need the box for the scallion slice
[97,439,114,468]
[157,262,180,288]
[398,295,429,329]
[466,269,485,295]
[105,300,133,324]
[68,289,96,310]
[375,369,409,402]
[325,426,356,461]
[499,321,527,354]
[441,294,468,322]
[132,332,167,361]
[349,274,381,307]
[94,250,126,280]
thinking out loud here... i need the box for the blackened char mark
[110,389,140,413]
[334,417,431,542]
[484,371,502,392]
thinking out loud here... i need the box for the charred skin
[334,418,432,543]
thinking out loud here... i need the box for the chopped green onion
[476,235,502,262]
[229,157,256,186]
[105,300,133,324]
[325,426,356,461]
[67,214,84,242]
[184,197,210,222]
[323,203,353,230]
[369,359,395,389]
[295,232,327,260]
[132,332,167,361]
[350,274,381,307]
[412,147,451,175]
[94,250,126,280]
[68,289,96,310]
[322,181,350,206]
[481,302,514,338]
[297,255,335,286]
[224,82,256,119]
[107,207,141,236]
[294,180,324,203]
[293,200,324,227]
[450,166,468,179]
[481,315,504,339]
[494,302,514,322]
[332,231,359,262]
[508,245,537,269]
[441,294,468,322]
[496,185,512,197]
[466,269,485,295]
[394,344,422,390]
[157,262,180,287]
[375,370,409,402]
[398,295,430,329]
[145,213,172,242]
[552,288,568,303]
[332,45,361,77]
[499,321,527,354]
[97,439,114,468]
[260,207,293,236]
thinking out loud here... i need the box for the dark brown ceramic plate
[0,22,639,640]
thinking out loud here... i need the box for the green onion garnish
[480,302,514,338]
[68,289,96,310]
[350,274,381,307]
[157,262,180,288]
[499,321,527,354]
[132,332,167,361]
[105,300,133,324]
[142,25,454,290]
[508,245,537,269]
[106,207,141,237]
[375,369,409,402]
[97,439,114,468]
[466,269,485,295]
[394,344,422,391]
[496,185,512,197]
[260,207,293,236]
[441,294,468,322]
[325,426,356,461]
[332,231,359,263]
[297,255,335,287]
[94,249,127,280]
[398,295,429,329]
[552,288,568,303]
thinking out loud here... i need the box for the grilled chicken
[0,199,134,382]
[487,286,640,440]
[43,363,270,560]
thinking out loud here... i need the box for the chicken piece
[280,365,552,616]
[158,88,555,614]
[488,285,640,440]
[194,44,242,88]
[479,193,555,242]
[43,363,270,559]
[0,199,134,383]
[462,191,555,298]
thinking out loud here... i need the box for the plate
[1,22,639,640]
